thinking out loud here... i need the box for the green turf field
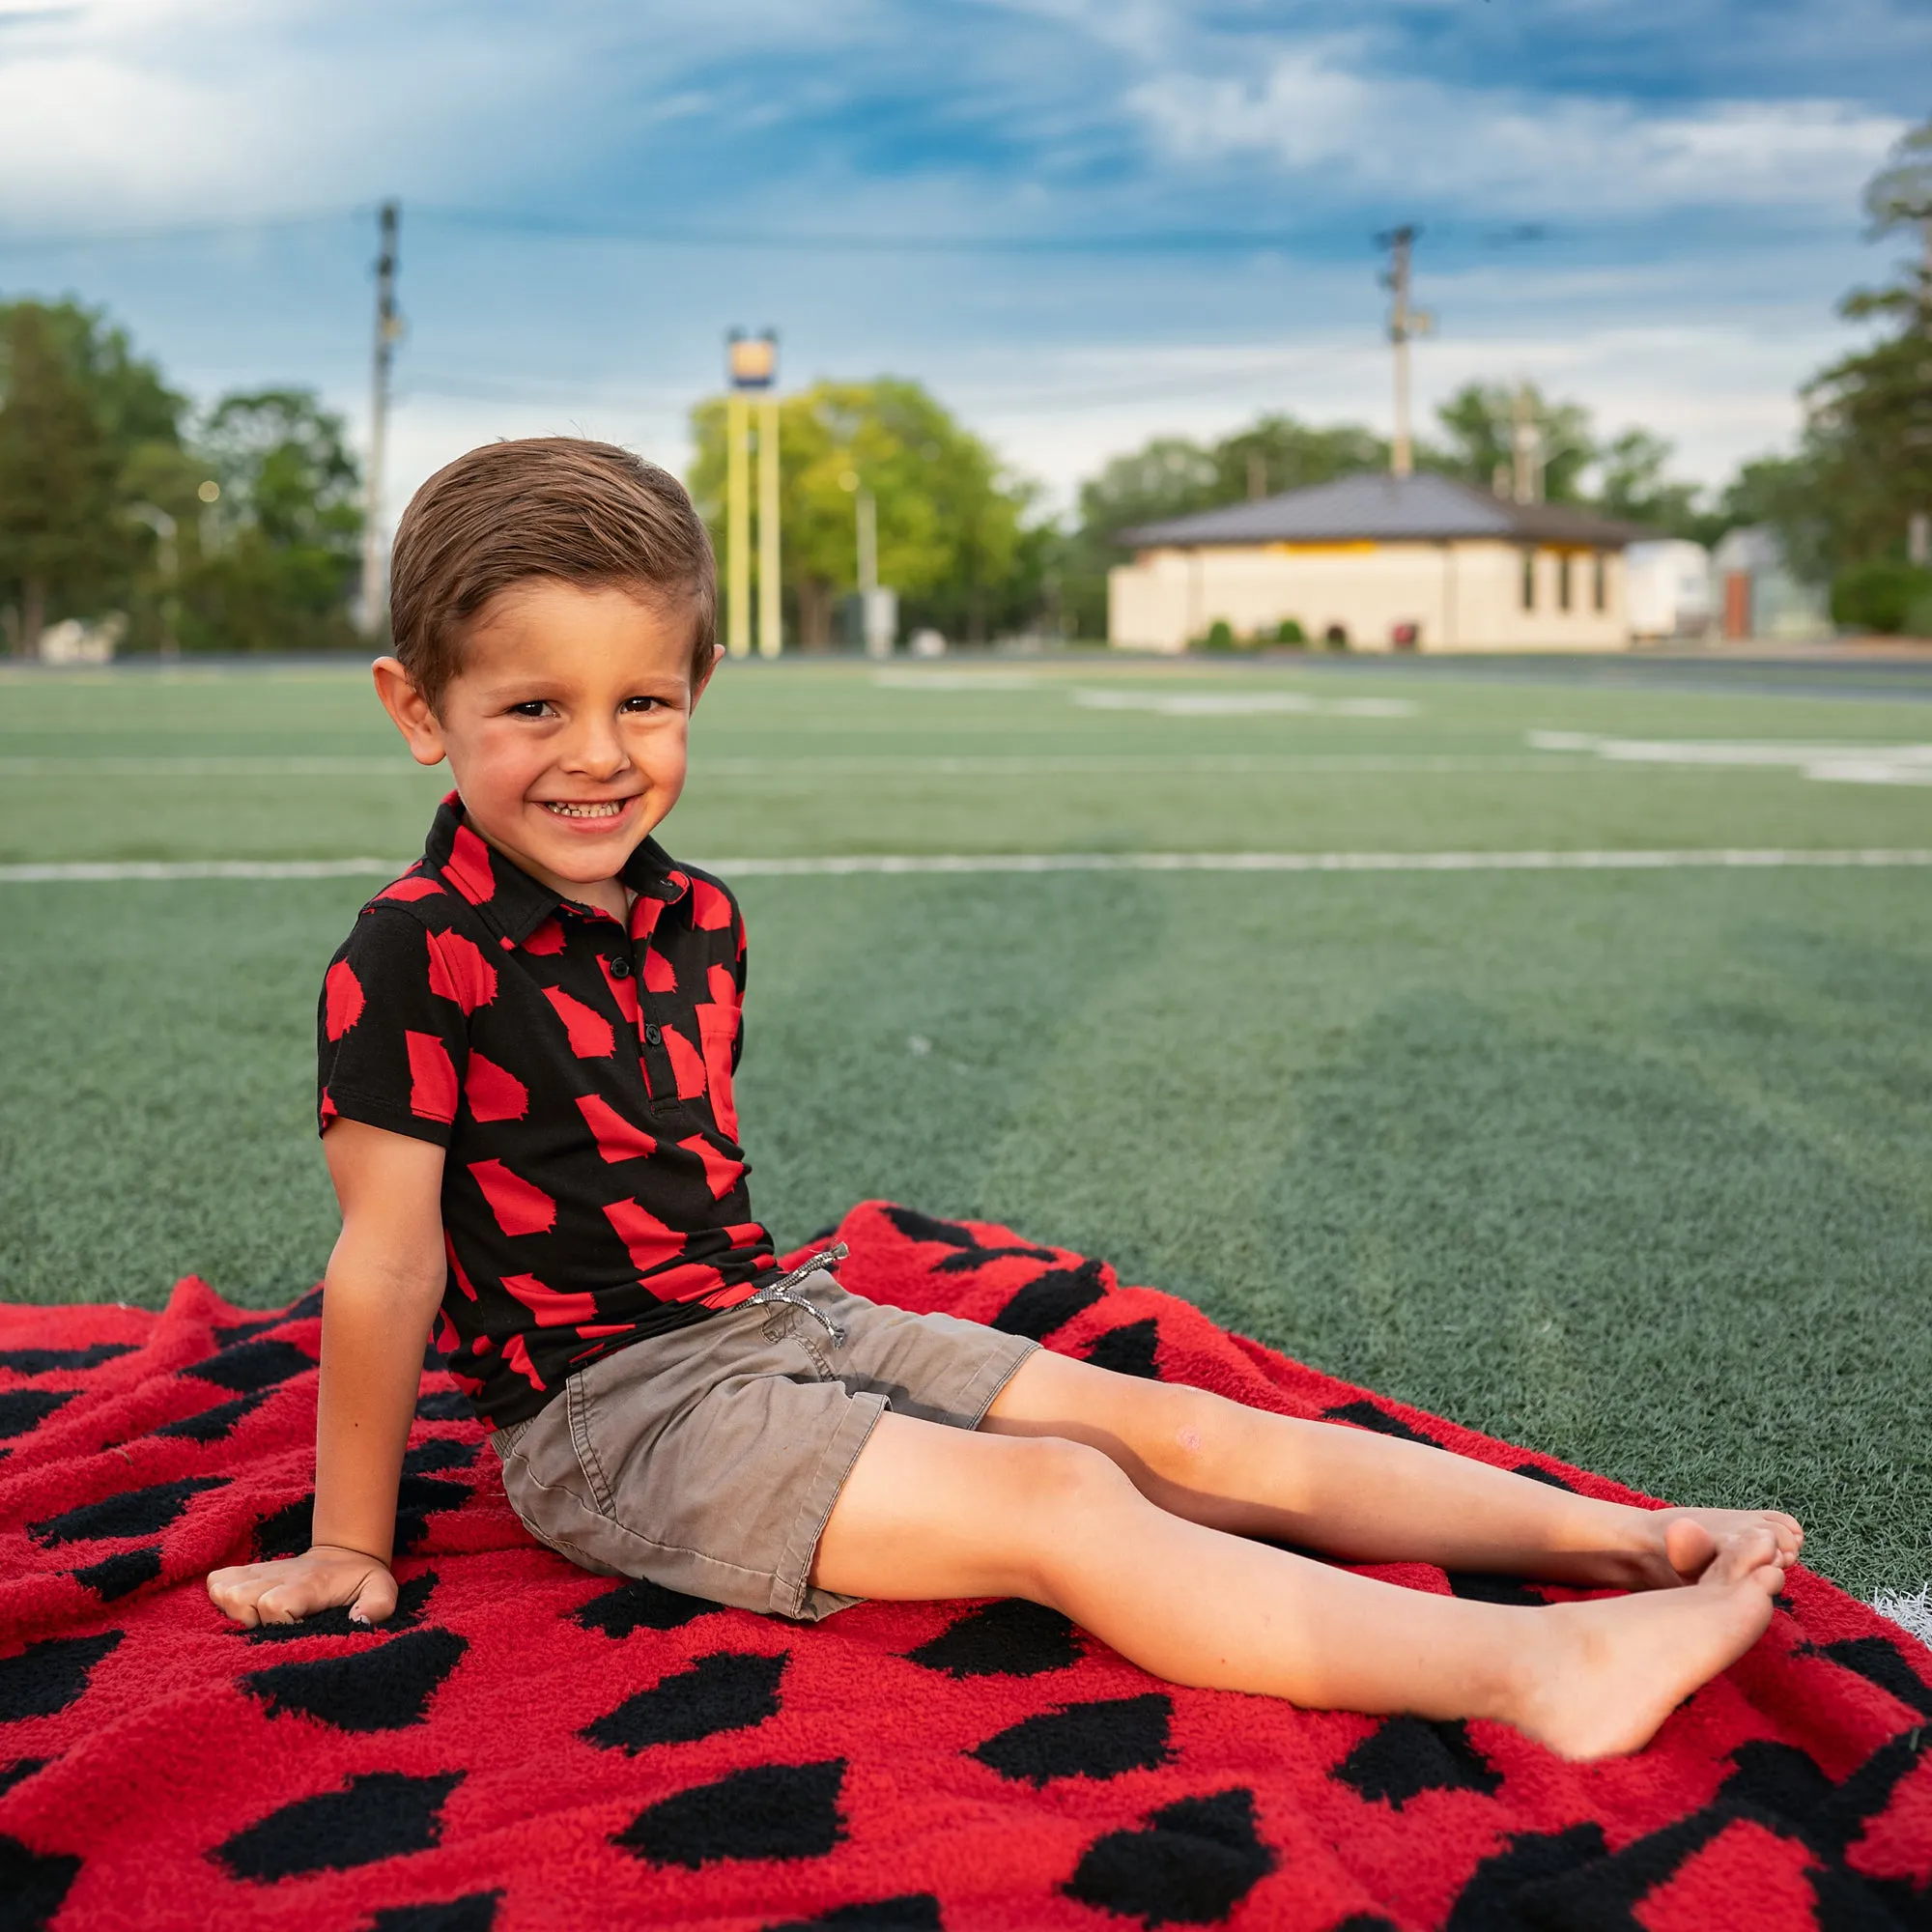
[3,653,1929,1596]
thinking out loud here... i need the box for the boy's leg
[978,1350,1803,1590]
[810,1410,1785,1760]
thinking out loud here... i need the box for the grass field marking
[871,669,1041,690]
[1871,1585,1932,1648]
[0,858,409,882]
[8,849,1932,884]
[700,755,1560,776]
[0,753,1598,778]
[1074,688,1417,719]
[703,849,1932,877]
[0,756,425,778]
[1530,730,1932,786]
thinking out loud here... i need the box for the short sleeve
[317,907,469,1146]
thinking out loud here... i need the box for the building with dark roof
[1110,471,1646,651]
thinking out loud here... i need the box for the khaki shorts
[490,1277,1037,1621]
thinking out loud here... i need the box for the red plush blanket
[2,1202,1927,1931]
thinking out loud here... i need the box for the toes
[1664,1517,1719,1581]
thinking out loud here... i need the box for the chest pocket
[696,1006,741,1143]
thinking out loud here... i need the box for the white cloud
[0,0,599,224]
[1125,43,1905,217]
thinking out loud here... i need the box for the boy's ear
[372,658,449,767]
[689,640,725,712]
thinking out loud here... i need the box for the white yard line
[0,753,1577,778]
[1871,1584,1932,1651]
[0,757,427,777]
[6,849,1931,885]
[1529,731,1932,787]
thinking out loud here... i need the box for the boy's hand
[206,1544,397,1628]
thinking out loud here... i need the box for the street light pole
[757,393,781,658]
[724,329,779,659]
[130,503,179,661]
[725,390,751,658]
[359,201,401,639]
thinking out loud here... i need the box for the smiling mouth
[539,799,631,820]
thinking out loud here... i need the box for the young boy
[209,437,1803,1760]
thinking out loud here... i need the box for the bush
[1323,623,1350,651]
[1831,559,1932,636]
[1274,617,1306,645]
[1197,617,1238,651]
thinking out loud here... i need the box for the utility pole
[1510,380,1545,504]
[1378,225,1432,479]
[359,201,401,639]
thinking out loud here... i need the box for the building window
[1558,553,1573,611]
[1520,549,1536,611]
[1593,553,1607,611]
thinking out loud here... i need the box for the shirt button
[608,956,633,979]
[644,1023,662,1045]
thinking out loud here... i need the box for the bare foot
[1505,1558,1784,1760]
[1630,1507,1804,1589]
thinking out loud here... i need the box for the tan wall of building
[1108,540,1628,652]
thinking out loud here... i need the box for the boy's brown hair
[388,438,717,711]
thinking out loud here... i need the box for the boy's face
[374,580,717,909]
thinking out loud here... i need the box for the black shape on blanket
[215,1770,467,1882]
[0,1833,83,1932]
[614,1759,848,1867]
[582,1650,787,1753]
[367,1894,503,1932]
[571,1575,724,1636]
[766,1898,944,1931]
[1065,1787,1275,1925]
[971,1692,1175,1786]
[0,1631,122,1721]
[904,1598,1084,1678]
[242,1627,469,1731]
[1333,1717,1503,1810]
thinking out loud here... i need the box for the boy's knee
[1132,1382,1245,1486]
[1014,1434,1138,1523]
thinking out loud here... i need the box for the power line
[0,203,1329,261]
[0,211,353,256]
[403,357,1370,416]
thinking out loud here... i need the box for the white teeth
[542,800,626,819]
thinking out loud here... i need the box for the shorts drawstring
[746,1241,850,1348]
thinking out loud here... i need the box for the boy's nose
[561,724,631,779]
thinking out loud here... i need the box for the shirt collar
[421,791,690,948]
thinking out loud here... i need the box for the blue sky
[0,1,1922,521]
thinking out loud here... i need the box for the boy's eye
[507,700,554,719]
[619,696,667,714]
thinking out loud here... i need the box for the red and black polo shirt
[316,793,777,1427]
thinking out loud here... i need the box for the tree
[1062,414,1390,637]
[1862,117,1932,254]
[183,390,363,653]
[1212,415,1387,502]
[1595,428,1711,539]
[1426,381,1595,503]
[689,379,1039,648]
[1794,118,1932,608]
[1701,115,1932,623]
[0,300,184,657]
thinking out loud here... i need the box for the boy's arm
[207,1120,447,1627]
